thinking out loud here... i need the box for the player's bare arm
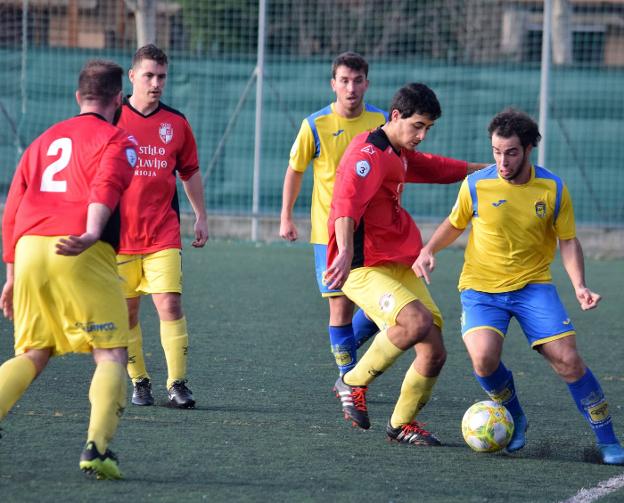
[56,202,112,256]
[559,237,601,310]
[0,263,14,320]
[279,167,304,242]
[325,216,355,290]
[413,218,465,284]
[182,172,209,248]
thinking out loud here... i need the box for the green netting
[1,1,623,228]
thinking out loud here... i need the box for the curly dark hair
[388,83,441,120]
[331,52,368,79]
[132,44,168,68]
[488,108,541,148]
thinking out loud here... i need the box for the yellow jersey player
[414,108,624,465]
[0,59,136,479]
[280,52,385,377]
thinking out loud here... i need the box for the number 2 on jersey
[40,137,72,192]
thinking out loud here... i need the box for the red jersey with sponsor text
[115,97,200,254]
[328,128,467,269]
[2,113,137,263]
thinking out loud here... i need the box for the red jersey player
[115,44,208,409]
[326,83,481,445]
[0,59,136,479]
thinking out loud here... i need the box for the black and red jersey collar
[366,127,400,156]
[76,112,107,122]
[122,95,162,118]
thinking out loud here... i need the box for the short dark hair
[132,43,168,68]
[488,108,541,148]
[78,59,123,105]
[331,51,369,79]
[389,83,441,120]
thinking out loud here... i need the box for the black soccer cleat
[79,441,122,480]
[386,420,442,446]
[131,377,154,406]
[333,376,370,429]
[167,380,196,409]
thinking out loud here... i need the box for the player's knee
[154,293,183,319]
[553,354,586,381]
[471,354,500,376]
[402,310,434,345]
[23,349,51,375]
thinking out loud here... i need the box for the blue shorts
[460,283,575,348]
[313,244,344,298]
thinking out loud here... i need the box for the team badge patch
[535,201,547,218]
[379,292,396,313]
[356,160,371,177]
[587,398,610,424]
[125,148,137,167]
[159,122,174,144]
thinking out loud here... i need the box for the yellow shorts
[342,262,443,331]
[13,236,130,356]
[117,248,182,298]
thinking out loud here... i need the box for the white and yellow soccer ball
[461,400,515,453]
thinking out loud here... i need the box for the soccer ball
[461,400,515,453]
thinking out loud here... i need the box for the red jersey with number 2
[2,113,137,263]
[115,98,200,254]
[328,128,467,269]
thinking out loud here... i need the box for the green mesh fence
[1,0,623,230]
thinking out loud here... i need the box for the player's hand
[413,248,436,285]
[192,217,209,248]
[55,233,99,256]
[0,280,14,320]
[575,286,601,310]
[279,218,298,242]
[325,250,353,291]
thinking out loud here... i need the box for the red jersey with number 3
[2,113,137,263]
[115,98,200,254]
[328,128,468,269]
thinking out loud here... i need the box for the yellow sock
[344,329,403,386]
[87,361,126,454]
[390,365,438,428]
[0,355,37,420]
[126,324,149,382]
[160,317,189,389]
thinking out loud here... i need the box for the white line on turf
[559,473,624,503]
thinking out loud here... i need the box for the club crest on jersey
[356,160,371,177]
[125,148,137,167]
[159,122,174,144]
[535,201,547,218]
[379,292,396,313]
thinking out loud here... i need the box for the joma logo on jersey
[535,201,547,218]
[159,122,174,144]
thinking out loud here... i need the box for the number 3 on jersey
[40,137,72,192]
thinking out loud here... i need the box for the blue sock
[474,362,525,419]
[567,368,618,445]
[352,310,378,349]
[329,324,357,376]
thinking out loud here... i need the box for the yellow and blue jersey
[449,164,576,293]
[289,103,387,244]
